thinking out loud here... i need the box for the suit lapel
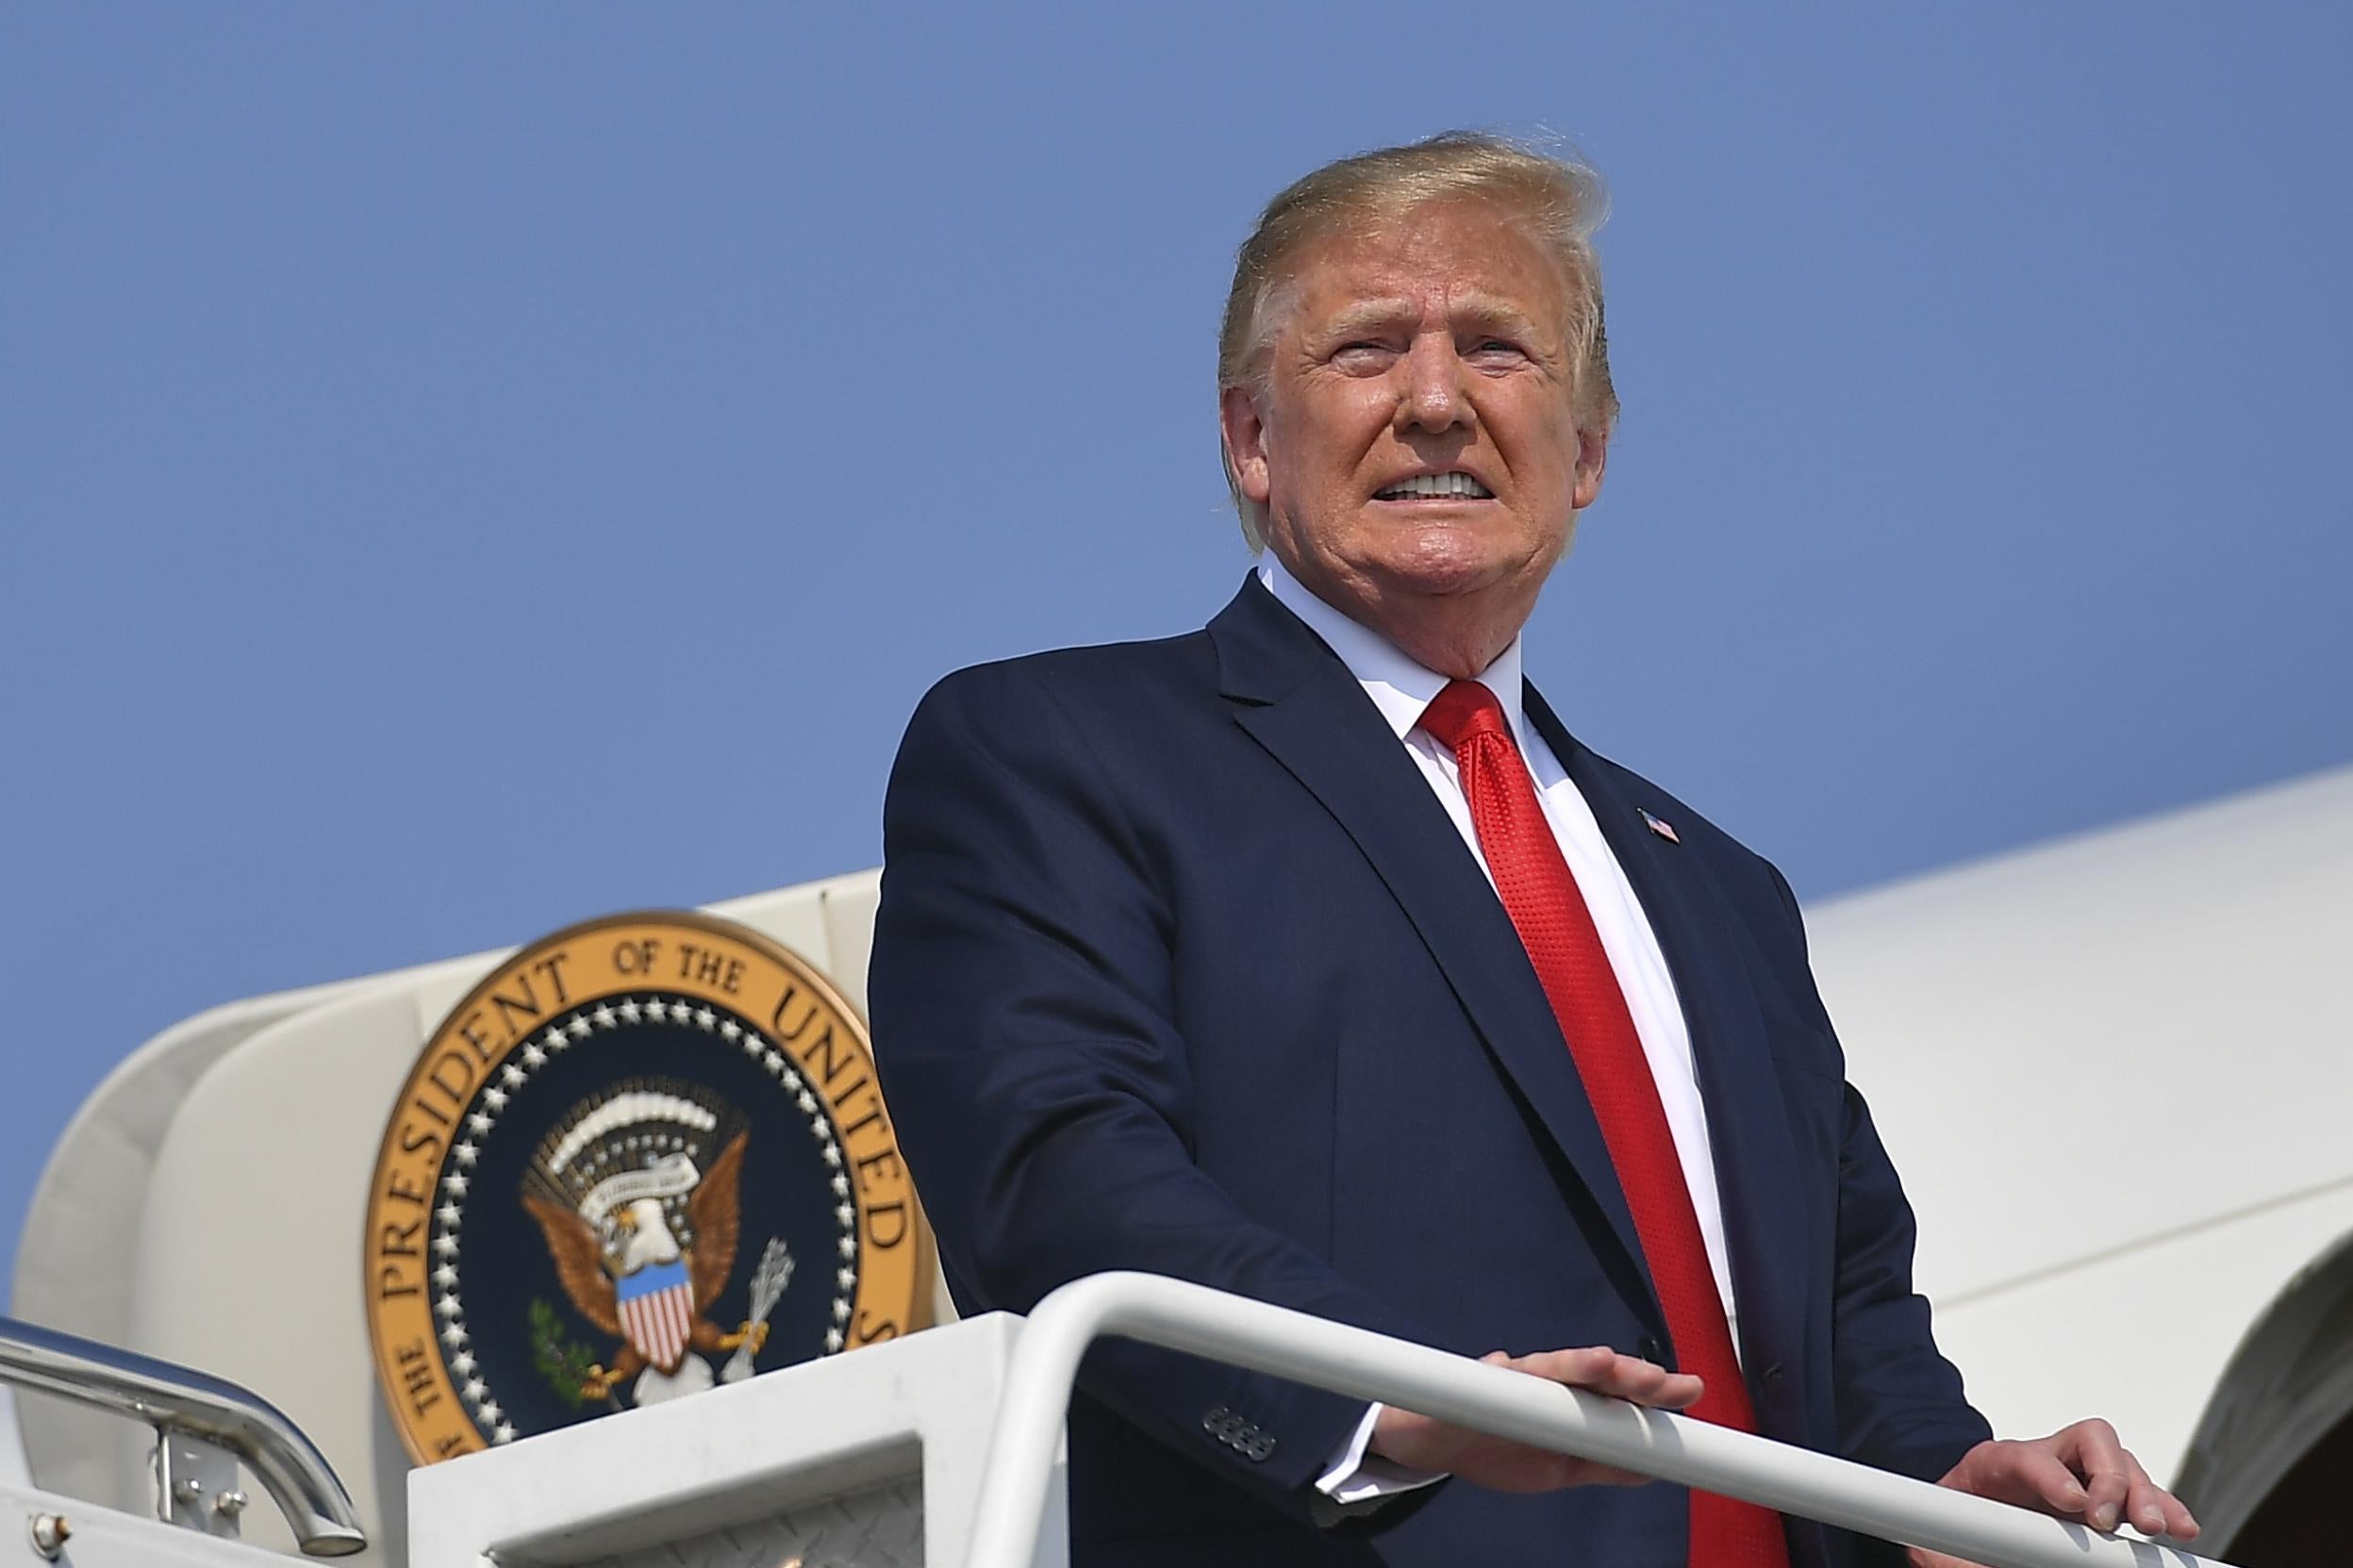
[1530,685,1812,1405]
[1209,582,1654,1307]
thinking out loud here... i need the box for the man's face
[1221,201,1607,664]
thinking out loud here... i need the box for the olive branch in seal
[528,1296,606,1410]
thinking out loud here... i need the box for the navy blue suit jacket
[870,578,1989,1567]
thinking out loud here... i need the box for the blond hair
[1217,132,1617,548]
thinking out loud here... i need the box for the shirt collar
[1255,553,1531,751]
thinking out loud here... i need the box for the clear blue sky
[4,5,2347,1292]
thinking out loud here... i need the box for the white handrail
[963,1272,2229,1568]
[0,1313,366,1555]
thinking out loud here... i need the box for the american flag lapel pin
[1640,808,1681,844]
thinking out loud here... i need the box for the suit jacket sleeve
[1761,864,1993,1487]
[870,660,1443,1522]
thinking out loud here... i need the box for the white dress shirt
[1252,557,1742,1504]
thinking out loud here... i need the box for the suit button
[1638,1335,1667,1366]
[1762,1362,1786,1387]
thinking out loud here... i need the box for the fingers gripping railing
[0,1314,366,1556]
[962,1273,2230,1568]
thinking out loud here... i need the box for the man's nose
[1394,336,1474,435]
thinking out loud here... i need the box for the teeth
[1375,471,1492,501]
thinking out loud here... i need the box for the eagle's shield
[615,1259,695,1372]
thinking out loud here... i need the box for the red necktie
[1419,680,1788,1568]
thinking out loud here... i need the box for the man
[869,134,2196,1567]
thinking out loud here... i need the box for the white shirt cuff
[1314,1402,1447,1505]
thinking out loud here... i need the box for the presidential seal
[364,911,930,1462]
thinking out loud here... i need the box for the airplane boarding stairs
[0,1275,2232,1568]
[14,773,2352,1565]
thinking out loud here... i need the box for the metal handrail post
[962,1272,2229,1568]
[0,1314,367,1556]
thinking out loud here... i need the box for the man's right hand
[1369,1347,1703,1494]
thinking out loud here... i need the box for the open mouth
[1373,471,1494,502]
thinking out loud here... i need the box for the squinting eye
[1330,341,1397,370]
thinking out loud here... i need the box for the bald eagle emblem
[522,1084,789,1406]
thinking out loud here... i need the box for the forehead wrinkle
[1307,284,1557,344]
[1310,296,1418,340]
[1447,291,1550,339]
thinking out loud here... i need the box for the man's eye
[1330,340,1397,369]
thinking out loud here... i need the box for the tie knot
[1418,679,1509,751]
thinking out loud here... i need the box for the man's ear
[1219,386,1273,505]
[1571,419,1609,512]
